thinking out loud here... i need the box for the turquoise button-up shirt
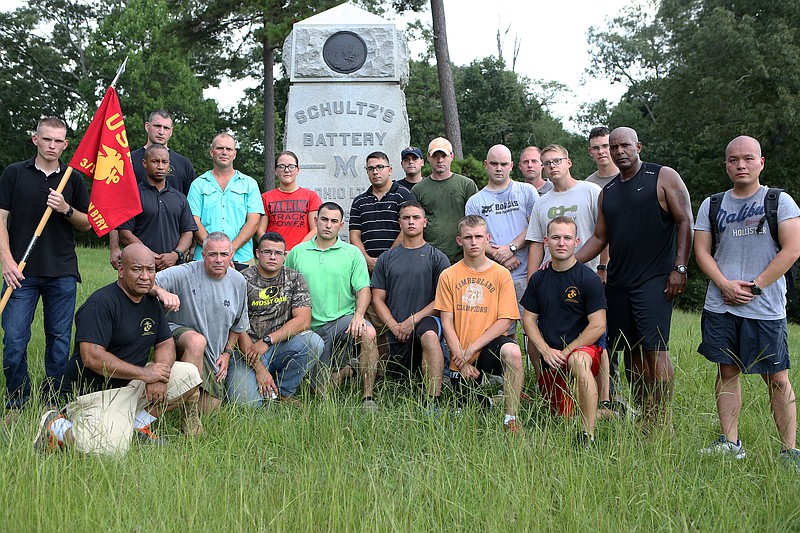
[188,170,264,263]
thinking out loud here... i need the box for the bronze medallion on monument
[323,31,368,74]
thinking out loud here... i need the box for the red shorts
[537,344,602,417]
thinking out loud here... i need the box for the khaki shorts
[65,361,201,456]
[365,303,387,335]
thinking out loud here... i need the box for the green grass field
[1,247,799,532]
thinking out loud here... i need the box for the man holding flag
[0,73,142,419]
[0,117,91,417]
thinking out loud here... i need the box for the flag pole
[0,57,129,314]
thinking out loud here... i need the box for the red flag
[69,87,141,237]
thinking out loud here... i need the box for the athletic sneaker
[135,425,167,445]
[361,397,378,413]
[597,401,621,421]
[699,435,746,459]
[779,448,800,473]
[33,409,64,453]
[504,418,522,433]
[575,431,596,450]
[610,396,638,419]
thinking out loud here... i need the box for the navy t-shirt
[61,282,171,394]
[520,261,607,352]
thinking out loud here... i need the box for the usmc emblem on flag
[94,144,124,185]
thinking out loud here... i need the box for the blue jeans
[2,275,77,409]
[226,331,323,406]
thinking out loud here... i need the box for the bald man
[695,135,800,469]
[35,244,202,455]
[466,144,538,315]
[576,127,694,431]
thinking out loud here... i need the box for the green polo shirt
[285,237,370,329]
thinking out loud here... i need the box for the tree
[87,0,219,168]
[654,0,800,198]
[585,4,669,125]
[0,0,99,171]
[0,0,218,174]
[430,0,463,159]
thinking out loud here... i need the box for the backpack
[708,187,797,304]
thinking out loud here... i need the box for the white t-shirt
[526,180,602,269]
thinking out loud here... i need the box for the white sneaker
[700,435,746,459]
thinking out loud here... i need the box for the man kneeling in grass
[285,202,380,411]
[34,244,202,455]
[228,232,323,406]
[521,216,607,447]
[151,232,250,429]
[371,202,451,408]
[435,215,523,431]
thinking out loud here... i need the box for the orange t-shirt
[435,260,520,368]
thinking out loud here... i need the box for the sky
[5,0,638,133]
[204,0,637,133]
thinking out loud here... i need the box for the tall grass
[1,247,798,532]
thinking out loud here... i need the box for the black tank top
[602,162,675,289]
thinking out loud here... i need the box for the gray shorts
[311,314,374,388]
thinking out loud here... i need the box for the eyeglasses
[589,144,610,153]
[542,158,567,167]
[365,165,389,172]
[257,249,286,257]
[276,164,298,171]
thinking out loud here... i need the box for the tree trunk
[263,33,276,190]
[430,0,463,159]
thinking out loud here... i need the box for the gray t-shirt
[695,186,800,320]
[536,180,554,195]
[465,180,538,280]
[155,261,250,367]
[585,171,618,189]
[526,180,602,270]
[371,243,450,344]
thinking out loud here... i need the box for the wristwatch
[673,264,688,274]
[263,335,273,347]
[750,282,762,296]
[63,205,74,218]
[509,244,518,253]
[596,264,608,271]
[172,249,185,264]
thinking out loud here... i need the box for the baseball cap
[427,137,453,156]
[401,146,424,159]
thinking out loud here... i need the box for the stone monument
[282,3,411,233]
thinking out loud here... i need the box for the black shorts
[606,275,673,353]
[386,316,443,378]
[448,335,517,383]
[698,310,790,375]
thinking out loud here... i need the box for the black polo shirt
[349,182,416,257]
[131,146,196,197]
[118,180,197,254]
[0,158,89,279]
